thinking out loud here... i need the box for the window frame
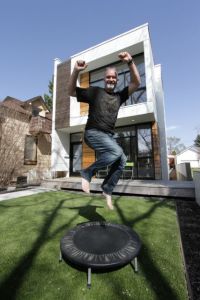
[24,135,38,165]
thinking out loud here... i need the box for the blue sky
[0,0,200,147]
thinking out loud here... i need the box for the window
[32,106,40,117]
[90,53,146,105]
[137,124,154,178]
[137,125,152,157]
[96,124,154,179]
[70,132,83,143]
[117,124,154,179]
[24,135,37,165]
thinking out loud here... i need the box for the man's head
[104,67,118,92]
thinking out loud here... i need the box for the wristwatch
[127,58,134,66]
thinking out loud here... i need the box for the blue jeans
[80,129,127,195]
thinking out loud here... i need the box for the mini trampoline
[60,221,142,287]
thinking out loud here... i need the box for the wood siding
[79,72,95,168]
[80,72,89,116]
[152,122,162,179]
[82,140,96,169]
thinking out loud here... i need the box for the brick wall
[0,106,52,186]
[29,116,51,134]
[55,60,71,129]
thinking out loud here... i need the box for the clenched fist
[118,51,132,63]
[75,60,88,71]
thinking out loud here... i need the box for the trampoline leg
[59,251,62,262]
[131,257,138,272]
[87,268,92,288]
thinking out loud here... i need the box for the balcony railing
[29,116,51,135]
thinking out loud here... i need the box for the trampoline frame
[59,251,139,288]
[59,221,141,288]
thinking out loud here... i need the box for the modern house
[0,96,52,187]
[51,23,168,181]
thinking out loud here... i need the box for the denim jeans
[80,129,127,195]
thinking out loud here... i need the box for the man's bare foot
[82,178,90,194]
[102,192,114,210]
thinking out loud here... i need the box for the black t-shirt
[76,86,129,134]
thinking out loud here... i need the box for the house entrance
[70,142,82,176]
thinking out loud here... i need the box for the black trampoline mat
[60,222,141,270]
[74,224,130,254]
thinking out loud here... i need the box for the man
[68,51,141,209]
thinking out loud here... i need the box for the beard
[106,83,115,90]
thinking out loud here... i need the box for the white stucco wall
[51,58,70,175]
[154,64,168,180]
[51,130,70,173]
[176,148,200,168]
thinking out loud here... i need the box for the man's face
[104,68,118,92]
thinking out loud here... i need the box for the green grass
[0,191,188,300]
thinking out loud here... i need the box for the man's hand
[118,51,132,63]
[75,60,88,71]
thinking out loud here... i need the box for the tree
[167,136,186,154]
[194,134,200,147]
[0,107,30,187]
[44,78,53,111]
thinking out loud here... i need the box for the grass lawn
[0,191,188,300]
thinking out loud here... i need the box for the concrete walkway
[0,187,57,201]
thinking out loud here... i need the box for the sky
[0,0,200,147]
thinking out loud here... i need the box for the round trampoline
[60,221,142,287]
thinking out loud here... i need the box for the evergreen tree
[194,134,200,147]
[44,78,53,111]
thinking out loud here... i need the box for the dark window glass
[116,124,154,179]
[90,53,146,105]
[137,157,154,178]
[95,124,154,179]
[115,126,136,138]
[137,124,152,157]
[24,135,37,165]
[71,132,83,143]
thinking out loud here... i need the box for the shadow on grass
[68,204,106,222]
[113,196,180,300]
[0,194,96,300]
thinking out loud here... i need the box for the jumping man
[68,51,141,209]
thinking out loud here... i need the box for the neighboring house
[0,96,52,187]
[176,145,200,169]
[51,23,168,180]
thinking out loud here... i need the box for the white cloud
[166,125,180,131]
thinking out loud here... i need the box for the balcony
[29,116,52,135]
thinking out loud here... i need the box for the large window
[70,133,83,176]
[95,124,154,179]
[24,135,37,165]
[114,124,154,179]
[137,124,154,178]
[90,53,146,105]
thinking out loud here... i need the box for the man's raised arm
[118,52,141,96]
[68,60,88,97]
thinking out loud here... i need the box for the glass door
[70,142,82,176]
